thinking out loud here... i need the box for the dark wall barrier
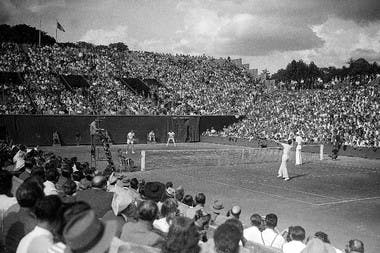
[0,115,200,146]
[201,136,380,159]
[199,115,244,133]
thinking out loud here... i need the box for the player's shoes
[277,175,282,178]
[284,178,290,181]
[132,151,135,154]
[125,151,128,154]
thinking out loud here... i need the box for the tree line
[271,58,380,85]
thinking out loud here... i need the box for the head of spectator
[33,195,62,234]
[214,223,241,253]
[194,193,206,207]
[92,175,107,190]
[346,239,364,253]
[225,218,247,246]
[61,164,73,179]
[137,200,159,223]
[63,209,117,253]
[166,181,173,189]
[16,178,44,209]
[45,167,59,184]
[161,198,178,221]
[162,186,176,202]
[0,170,13,197]
[249,213,263,228]
[143,182,165,202]
[31,166,46,181]
[162,216,200,253]
[72,171,84,182]
[212,200,224,214]
[183,195,194,207]
[227,205,241,219]
[175,186,184,202]
[130,178,139,190]
[264,213,278,229]
[302,237,336,253]
[314,231,330,243]
[289,226,306,242]
[63,180,77,196]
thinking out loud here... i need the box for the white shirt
[296,136,303,146]
[261,228,285,249]
[283,240,306,253]
[243,226,263,245]
[43,181,58,196]
[281,143,292,158]
[153,217,170,233]
[16,226,54,253]
[13,150,26,171]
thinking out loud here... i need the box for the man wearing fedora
[120,200,164,248]
[62,209,118,253]
[210,200,228,228]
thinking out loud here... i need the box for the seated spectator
[153,198,178,234]
[71,171,84,191]
[213,223,242,253]
[102,184,137,237]
[61,180,77,203]
[314,231,343,253]
[142,182,165,203]
[243,214,263,245]
[120,200,164,248]
[62,209,117,253]
[174,186,188,216]
[261,213,285,249]
[56,165,72,194]
[3,178,44,253]
[182,195,194,207]
[283,226,306,253]
[345,239,364,253]
[79,167,94,190]
[161,216,200,253]
[227,205,242,220]
[186,193,206,219]
[43,168,59,196]
[0,170,17,218]
[209,200,227,228]
[76,175,113,218]
[301,237,336,253]
[16,195,62,253]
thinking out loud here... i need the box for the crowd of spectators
[0,143,366,253]
[204,79,380,148]
[1,41,379,146]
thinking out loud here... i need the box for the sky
[1,0,380,73]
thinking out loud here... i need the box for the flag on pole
[57,21,65,32]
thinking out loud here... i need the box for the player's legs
[295,147,302,165]
[131,142,135,154]
[278,156,289,180]
[166,138,170,146]
[172,138,176,147]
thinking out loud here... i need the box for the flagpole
[38,19,41,47]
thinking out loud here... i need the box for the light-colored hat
[112,184,134,216]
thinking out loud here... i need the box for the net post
[320,144,324,160]
[141,150,146,171]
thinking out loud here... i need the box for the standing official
[295,132,303,165]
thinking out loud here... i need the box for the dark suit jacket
[76,188,113,218]
[2,205,37,253]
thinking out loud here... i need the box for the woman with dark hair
[162,216,200,253]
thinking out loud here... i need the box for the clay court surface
[41,142,380,252]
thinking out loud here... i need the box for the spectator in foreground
[62,209,117,253]
[243,214,263,245]
[301,237,336,253]
[153,198,178,234]
[345,239,364,253]
[186,193,206,219]
[3,179,44,253]
[76,175,113,218]
[120,200,164,248]
[16,195,62,253]
[0,170,17,219]
[314,231,343,253]
[261,213,285,249]
[213,223,241,253]
[162,216,200,253]
[283,226,306,253]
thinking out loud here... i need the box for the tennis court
[41,142,380,252]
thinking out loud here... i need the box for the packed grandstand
[1,40,379,148]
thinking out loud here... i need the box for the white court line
[168,170,316,206]
[316,196,380,206]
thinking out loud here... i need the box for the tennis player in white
[126,130,135,154]
[273,139,293,181]
[295,132,303,165]
[166,130,176,147]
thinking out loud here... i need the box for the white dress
[295,136,303,165]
